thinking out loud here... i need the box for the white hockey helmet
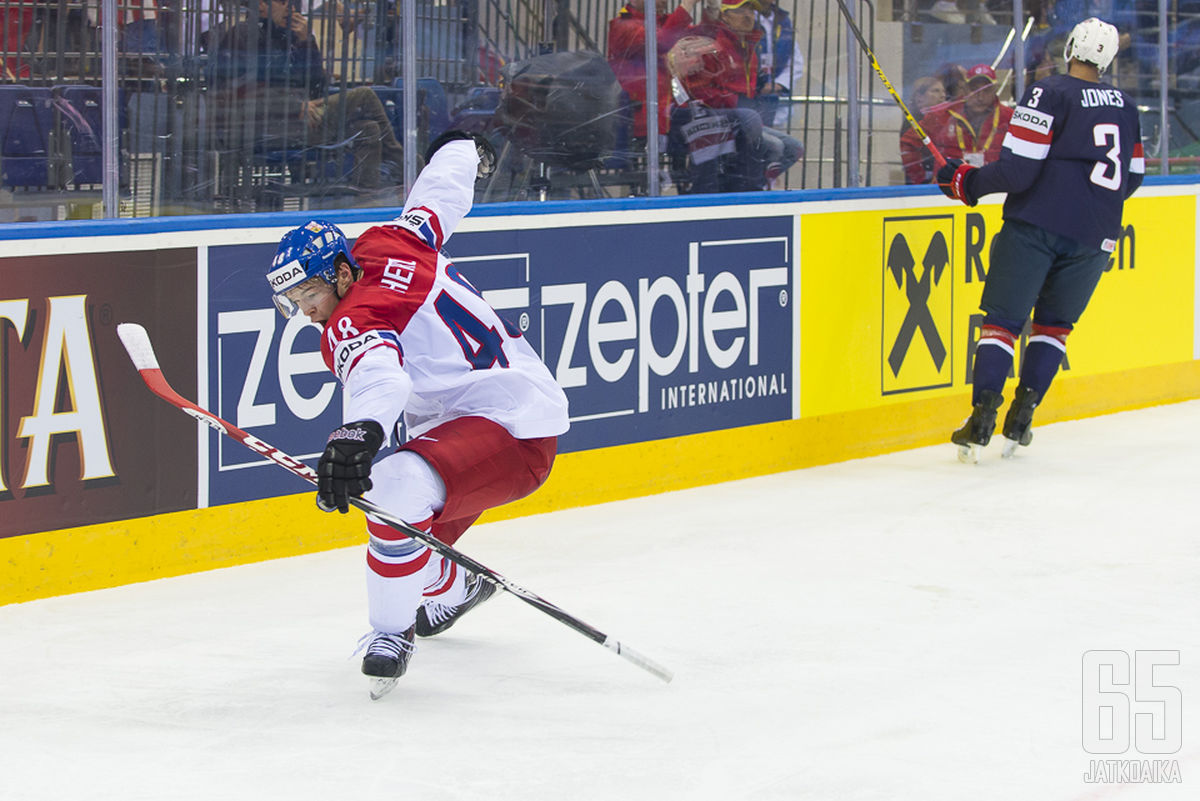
[1063,17,1120,73]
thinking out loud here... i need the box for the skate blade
[956,443,981,464]
[368,677,399,701]
[1000,438,1019,459]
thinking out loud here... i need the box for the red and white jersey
[319,139,569,440]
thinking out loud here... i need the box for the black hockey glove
[424,129,497,180]
[316,420,385,514]
[936,158,978,207]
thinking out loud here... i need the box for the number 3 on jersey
[1090,123,1122,191]
[435,290,510,369]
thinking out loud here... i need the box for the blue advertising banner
[205,215,794,506]
[451,217,794,453]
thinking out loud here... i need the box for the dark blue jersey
[969,72,1144,252]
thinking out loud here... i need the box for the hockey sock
[422,554,468,607]
[1020,323,1070,397]
[365,517,438,633]
[971,323,1017,404]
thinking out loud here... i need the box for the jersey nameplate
[1080,88,1125,108]
[381,258,417,294]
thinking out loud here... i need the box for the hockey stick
[991,16,1035,71]
[833,0,948,169]
[994,16,1036,99]
[116,322,673,684]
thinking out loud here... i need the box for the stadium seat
[448,86,500,135]
[389,77,450,139]
[53,85,103,186]
[368,85,403,139]
[0,85,54,188]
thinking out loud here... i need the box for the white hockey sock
[360,450,449,633]
[365,536,433,633]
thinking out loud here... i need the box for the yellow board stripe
[4,359,1199,606]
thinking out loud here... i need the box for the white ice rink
[2,401,1198,801]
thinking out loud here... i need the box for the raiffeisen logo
[881,216,955,395]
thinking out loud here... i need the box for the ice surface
[1,402,1197,800]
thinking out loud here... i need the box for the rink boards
[2,180,1198,603]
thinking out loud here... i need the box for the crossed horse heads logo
[886,231,949,377]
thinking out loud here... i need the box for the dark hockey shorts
[981,219,1112,331]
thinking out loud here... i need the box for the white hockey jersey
[318,139,570,441]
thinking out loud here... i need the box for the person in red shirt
[675,0,801,185]
[2,5,34,80]
[902,63,1014,183]
[607,0,700,139]
[681,0,762,108]
[899,75,948,184]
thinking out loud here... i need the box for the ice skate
[416,572,497,637]
[1001,385,1040,458]
[951,390,1004,464]
[359,626,416,700]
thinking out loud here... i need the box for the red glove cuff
[950,162,975,205]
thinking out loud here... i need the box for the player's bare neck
[1067,60,1101,83]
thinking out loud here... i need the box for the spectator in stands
[683,0,802,186]
[943,63,1013,168]
[210,0,405,190]
[606,0,699,141]
[899,75,948,184]
[667,33,766,192]
[923,0,996,24]
[120,1,164,55]
[935,62,969,102]
[1,4,34,80]
[752,0,805,127]
[903,63,1012,183]
[306,0,369,83]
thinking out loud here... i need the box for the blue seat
[388,77,450,139]
[448,86,500,135]
[368,85,404,138]
[0,85,54,188]
[255,137,356,186]
[53,85,103,185]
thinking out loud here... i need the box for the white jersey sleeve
[342,343,412,439]
[394,138,478,251]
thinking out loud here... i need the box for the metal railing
[0,0,1192,220]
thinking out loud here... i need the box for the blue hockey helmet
[267,220,359,317]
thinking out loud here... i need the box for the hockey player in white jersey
[266,132,570,698]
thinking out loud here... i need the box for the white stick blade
[603,636,674,683]
[116,323,161,372]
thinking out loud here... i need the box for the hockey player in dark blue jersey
[936,16,1145,463]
